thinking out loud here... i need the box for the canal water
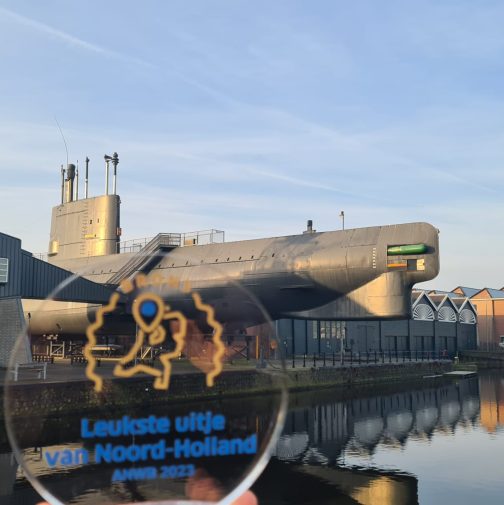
[2,371,504,505]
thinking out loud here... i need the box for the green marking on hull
[387,244,427,255]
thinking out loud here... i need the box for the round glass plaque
[4,256,287,505]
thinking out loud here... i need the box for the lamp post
[339,211,345,230]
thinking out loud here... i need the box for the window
[319,321,338,339]
[438,306,457,323]
[413,303,435,321]
[0,257,8,283]
[320,322,327,339]
[336,321,346,339]
[460,309,476,324]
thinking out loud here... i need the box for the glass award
[4,255,287,505]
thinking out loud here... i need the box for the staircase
[107,233,181,285]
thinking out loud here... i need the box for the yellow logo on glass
[84,278,224,393]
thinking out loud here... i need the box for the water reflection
[4,373,504,505]
[274,377,479,463]
[0,452,18,505]
[479,374,504,433]
[259,376,486,505]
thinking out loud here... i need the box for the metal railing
[287,350,455,368]
[33,252,48,262]
[118,234,181,254]
[33,229,225,259]
[118,229,224,254]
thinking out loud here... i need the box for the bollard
[303,354,306,367]
[292,355,295,368]
[313,354,316,367]
[323,353,326,367]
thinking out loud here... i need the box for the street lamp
[339,211,345,230]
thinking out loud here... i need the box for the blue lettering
[175,416,189,433]
[44,450,60,467]
[174,438,191,458]
[156,416,170,434]
[213,414,225,431]
[94,420,109,437]
[81,415,172,439]
[95,440,166,463]
[217,439,230,456]
[112,467,157,481]
[136,418,148,435]
[243,434,257,454]
[60,450,74,465]
[44,448,90,467]
[172,435,256,459]
[81,419,94,438]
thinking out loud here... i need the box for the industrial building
[0,231,114,366]
[426,286,504,351]
[276,290,477,358]
[463,287,504,350]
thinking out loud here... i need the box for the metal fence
[118,229,225,254]
[118,234,181,254]
[288,349,455,368]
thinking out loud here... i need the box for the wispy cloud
[0,6,154,68]
[248,168,383,202]
[0,6,248,108]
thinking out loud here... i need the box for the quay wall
[460,350,504,368]
[2,361,452,420]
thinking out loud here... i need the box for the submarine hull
[26,222,440,337]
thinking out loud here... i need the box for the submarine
[24,157,440,337]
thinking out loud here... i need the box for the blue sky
[0,1,503,290]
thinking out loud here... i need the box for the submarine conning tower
[48,153,121,261]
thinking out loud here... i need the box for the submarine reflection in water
[3,378,483,505]
[270,377,479,505]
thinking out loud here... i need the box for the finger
[232,490,258,505]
